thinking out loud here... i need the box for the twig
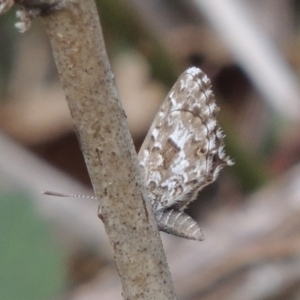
[5,0,177,299]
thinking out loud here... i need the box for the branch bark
[12,0,177,299]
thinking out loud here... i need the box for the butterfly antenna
[42,191,97,199]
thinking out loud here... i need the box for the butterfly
[138,67,233,241]
[44,67,233,242]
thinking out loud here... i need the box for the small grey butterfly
[138,67,233,241]
[44,67,233,242]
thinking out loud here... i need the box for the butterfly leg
[97,205,103,221]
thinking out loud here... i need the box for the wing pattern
[138,67,233,241]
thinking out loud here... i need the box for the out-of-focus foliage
[0,192,66,300]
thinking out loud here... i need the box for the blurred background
[1,0,300,299]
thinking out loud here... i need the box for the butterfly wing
[139,67,232,211]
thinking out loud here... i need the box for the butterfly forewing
[138,67,233,240]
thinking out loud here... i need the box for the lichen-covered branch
[2,0,177,299]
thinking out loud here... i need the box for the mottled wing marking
[138,67,233,241]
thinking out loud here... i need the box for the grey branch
[4,0,177,299]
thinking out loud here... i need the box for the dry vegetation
[1,0,300,299]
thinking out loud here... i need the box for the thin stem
[11,0,177,299]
